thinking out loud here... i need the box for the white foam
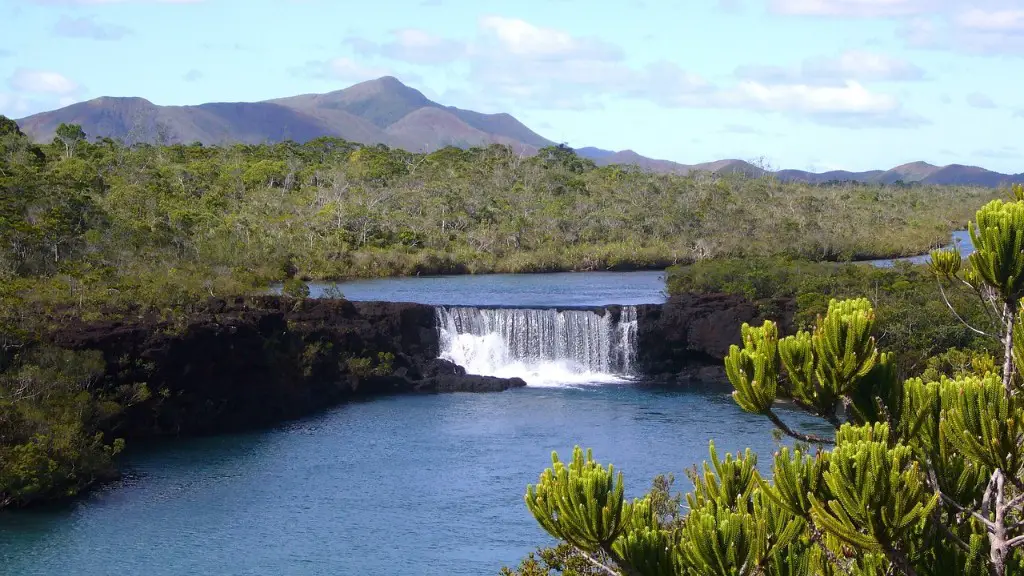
[435,306,638,387]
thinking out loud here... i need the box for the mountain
[14,76,554,153]
[776,160,1023,187]
[775,169,886,184]
[11,75,1024,187]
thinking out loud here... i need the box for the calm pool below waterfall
[0,237,969,576]
[0,386,824,576]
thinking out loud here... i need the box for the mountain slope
[15,96,386,145]
[922,164,1024,187]
[876,161,941,184]
[10,75,1022,187]
[14,76,553,153]
[382,107,540,153]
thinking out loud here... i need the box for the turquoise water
[0,386,824,576]
[294,231,972,305]
[306,270,669,306]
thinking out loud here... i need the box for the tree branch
[941,491,997,532]
[578,550,622,576]
[766,410,835,445]
[936,279,999,340]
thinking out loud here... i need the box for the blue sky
[1,0,1022,173]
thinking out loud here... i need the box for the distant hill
[12,75,1024,187]
[15,76,553,154]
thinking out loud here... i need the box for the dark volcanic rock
[635,293,794,384]
[46,296,523,438]
[42,291,793,435]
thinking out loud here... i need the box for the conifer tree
[513,184,1024,575]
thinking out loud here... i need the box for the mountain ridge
[12,75,1023,187]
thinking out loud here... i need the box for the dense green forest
[0,113,1007,509]
[0,115,1003,315]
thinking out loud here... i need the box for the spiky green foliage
[773,299,881,422]
[929,247,962,278]
[778,330,834,414]
[813,298,879,397]
[679,501,765,576]
[726,322,780,415]
[611,527,678,576]
[968,200,1024,301]
[525,446,633,554]
[848,351,901,425]
[757,447,831,518]
[810,423,938,553]
[939,374,1023,473]
[685,442,759,510]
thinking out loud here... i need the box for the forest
[0,114,1007,512]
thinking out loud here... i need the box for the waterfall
[435,306,640,387]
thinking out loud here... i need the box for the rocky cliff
[48,296,525,439]
[44,292,788,439]
[635,293,795,385]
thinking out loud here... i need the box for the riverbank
[1,292,789,510]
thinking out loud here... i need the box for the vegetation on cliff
[665,257,997,379]
[507,190,1024,575]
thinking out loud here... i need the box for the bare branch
[936,279,999,340]
[942,491,997,532]
[766,410,835,445]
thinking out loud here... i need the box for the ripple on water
[0,385,829,576]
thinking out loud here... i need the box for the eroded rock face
[634,293,794,385]
[43,292,787,438]
[47,296,525,438]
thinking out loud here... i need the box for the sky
[0,0,1022,173]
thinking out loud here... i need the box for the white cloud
[732,80,897,114]
[974,145,1018,159]
[956,8,1024,32]
[769,0,934,17]
[773,2,1024,55]
[966,92,997,108]
[54,15,132,40]
[182,69,203,82]
[347,29,465,65]
[738,49,925,83]
[808,49,926,81]
[326,15,920,127]
[476,16,621,60]
[8,69,80,94]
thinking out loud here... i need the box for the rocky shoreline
[46,296,526,440]
[10,291,791,510]
[44,292,792,439]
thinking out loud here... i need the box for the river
[0,234,968,575]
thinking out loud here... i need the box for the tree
[54,123,87,159]
[0,115,24,137]
[510,185,1024,576]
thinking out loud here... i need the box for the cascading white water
[435,306,640,387]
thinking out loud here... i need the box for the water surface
[307,270,668,306]
[301,231,973,305]
[0,386,824,576]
